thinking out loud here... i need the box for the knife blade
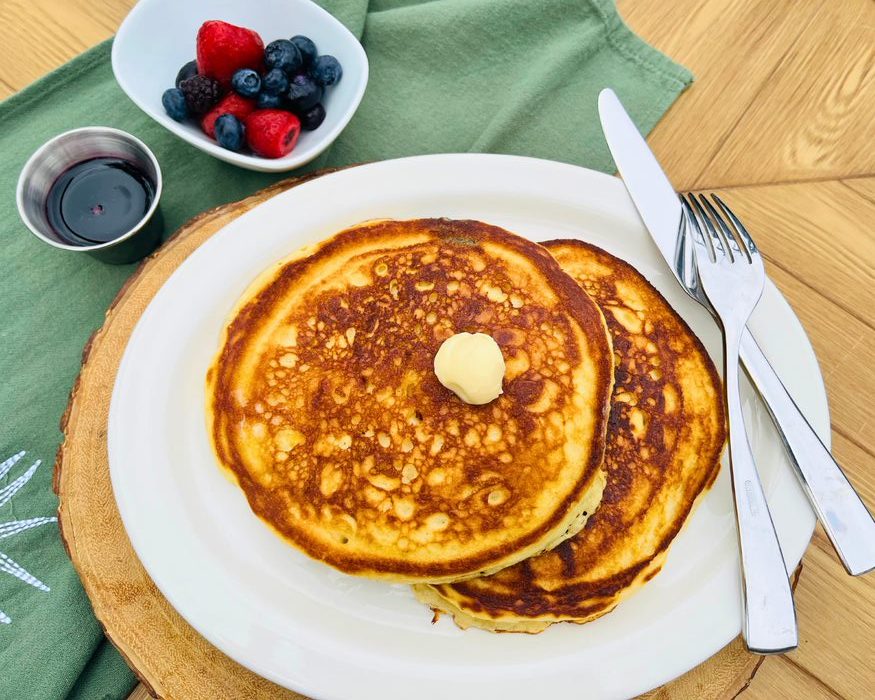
[597,88,692,289]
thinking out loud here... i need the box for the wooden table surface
[2,1,872,699]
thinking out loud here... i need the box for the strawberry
[196,20,265,88]
[201,93,256,139]
[245,110,301,158]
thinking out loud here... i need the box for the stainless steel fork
[677,196,875,578]
[683,193,798,654]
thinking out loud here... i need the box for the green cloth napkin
[0,1,690,697]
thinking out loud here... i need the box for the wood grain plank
[829,433,875,516]
[744,656,843,700]
[0,0,134,96]
[703,0,875,187]
[0,77,16,99]
[814,433,875,588]
[788,532,875,700]
[763,262,875,455]
[617,0,822,190]
[696,180,875,328]
[842,177,875,206]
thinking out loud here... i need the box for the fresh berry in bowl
[112,0,368,172]
[161,88,188,122]
[231,69,261,98]
[196,20,265,88]
[178,75,221,115]
[257,92,284,110]
[286,74,322,113]
[245,110,301,158]
[311,55,342,87]
[175,60,199,87]
[215,114,247,152]
[262,68,290,96]
[290,35,318,68]
[299,103,326,131]
[264,39,303,75]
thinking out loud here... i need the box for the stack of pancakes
[207,218,725,632]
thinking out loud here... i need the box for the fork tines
[680,193,758,264]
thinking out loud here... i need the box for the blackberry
[179,75,221,115]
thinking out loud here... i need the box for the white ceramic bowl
[112,0,368,172]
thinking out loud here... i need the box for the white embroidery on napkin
[0,451,57,624]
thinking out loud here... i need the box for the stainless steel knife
[597,87,875,581]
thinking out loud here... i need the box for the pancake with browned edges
[414,240,725,628]
[207,219,614,583]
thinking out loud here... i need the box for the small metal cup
[16,126,164,265]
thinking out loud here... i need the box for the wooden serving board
[54,168,787,700]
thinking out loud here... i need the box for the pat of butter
[434,332,505,405]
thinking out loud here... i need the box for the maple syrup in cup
[17,127,163,264]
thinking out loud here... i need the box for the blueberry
[214,114,246,152]
[290,35,317,68]
[311,55,342,87]
[286,74,323,112]
[175,60,198,88]
[300,103,326,131]
[256,92,284,109]
[264,39,302,75]
[231,68,261,98]
[262,68,289,96]
[161,87,188,122]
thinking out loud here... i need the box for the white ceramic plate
[112,0,368,172]
[109,154,824,700]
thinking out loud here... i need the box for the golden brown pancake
[207,220,614,583]
[414,240,726,628]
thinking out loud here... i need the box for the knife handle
[740,327,875,576]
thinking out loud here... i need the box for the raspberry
[245,110,301,158]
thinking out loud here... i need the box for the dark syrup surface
[45,157,155,245]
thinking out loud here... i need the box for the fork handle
[725,330,798,654]
[740,327,875,576]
